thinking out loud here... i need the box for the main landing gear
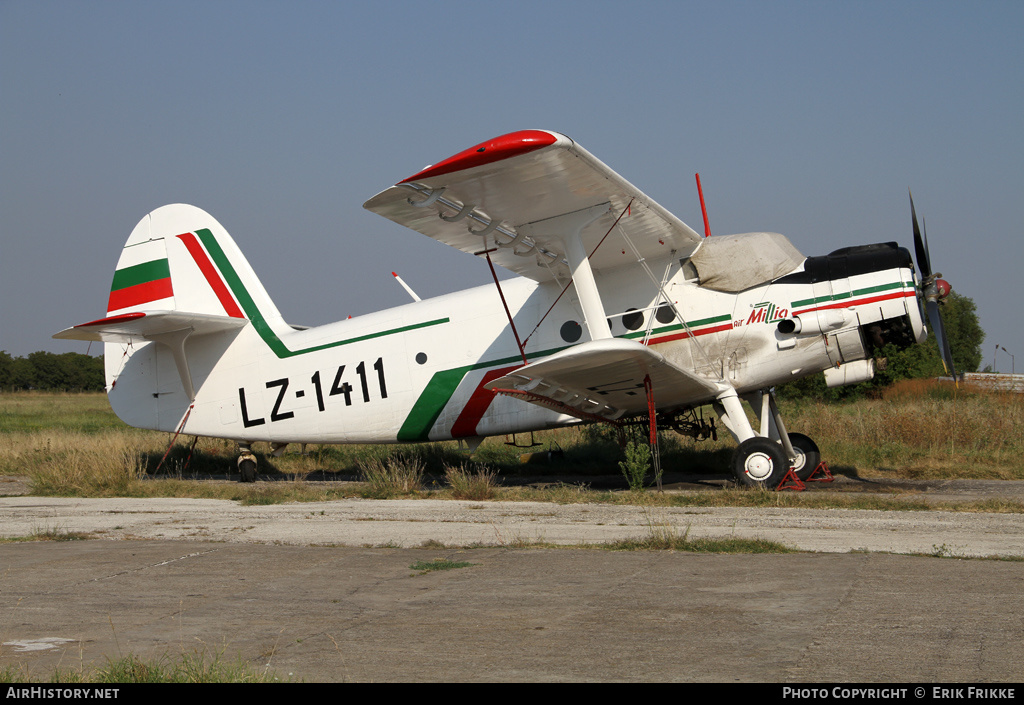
[713,387,821,488]
[787,432,821,482]
[731,437,790,487]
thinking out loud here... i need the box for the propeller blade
[910,191,931,278]
[926,299,957,380]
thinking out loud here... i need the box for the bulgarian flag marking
[107,259,172,313]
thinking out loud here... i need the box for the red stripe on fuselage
[450,365,522,439]
[450,322,733,436]
[792,290,915,317]
[645,323,733,346]
[176,232,245,318]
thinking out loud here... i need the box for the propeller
[910,191,957,380]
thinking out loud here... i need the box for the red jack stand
[775,468,805,492]
[806,461,834,482]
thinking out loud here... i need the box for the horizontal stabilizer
[53,310,248,344]
[484,339,720,421]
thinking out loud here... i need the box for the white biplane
[55,130,954,486]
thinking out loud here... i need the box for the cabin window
[655,304,676,324]
[622,308,644,331]
[560,320,582,343]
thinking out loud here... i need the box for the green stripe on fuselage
[621,313,731,340]
[397,312,736,442]
[397,366,473,442]
[791,281,907,309]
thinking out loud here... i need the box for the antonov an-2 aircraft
[55,130,954,487]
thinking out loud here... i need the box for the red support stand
[775,468,805,492]
[806,461,834,482]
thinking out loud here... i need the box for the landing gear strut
[714,387,821,488]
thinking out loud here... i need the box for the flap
[484,338,720,421]
[363,130,703,282]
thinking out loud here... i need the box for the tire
[788,433,821,481]
[238,457,257,483]
[731,437,789,487]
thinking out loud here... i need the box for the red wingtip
[75,312,147,328]
[399,130,558,184]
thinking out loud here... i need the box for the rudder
[106,204,284,324]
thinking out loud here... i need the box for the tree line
[0,351,105,392]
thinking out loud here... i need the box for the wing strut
[615,222,726,382]
[483,244,528,366]
[553,203,614,340]
[521,199,634,347]
[644,375,663,491]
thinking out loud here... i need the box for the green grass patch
[410,558,474,573]
[0,650,287,683]
[0,527,93,542]
[604,534,795,553]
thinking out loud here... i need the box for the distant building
[948,372,1024,393]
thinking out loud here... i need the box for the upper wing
[484,338,721,421]
[363,130,703,282]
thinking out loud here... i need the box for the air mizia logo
[746,302,790,326]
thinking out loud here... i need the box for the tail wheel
[731,437,789,487]
[788,433,821,481]
[238,455,257,483]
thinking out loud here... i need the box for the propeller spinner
[910,192,957,379]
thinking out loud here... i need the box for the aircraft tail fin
[103,204,283,323]
[55,204,284,407]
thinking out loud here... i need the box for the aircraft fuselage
[105,242,924,445]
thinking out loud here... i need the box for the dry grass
[1,386,1022,505]
[357,453,425,497]
[779,380,1024,479]
[444,463,499,500]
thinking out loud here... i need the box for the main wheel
[731,437,789,487]
[788,433,821,481]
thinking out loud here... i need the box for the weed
[930,543,961,558]
[606,526,794,553]
[618,440,652,492]
[444,463,498,500]
[358,453,425,498]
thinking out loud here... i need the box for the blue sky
[2,0,1022,372]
